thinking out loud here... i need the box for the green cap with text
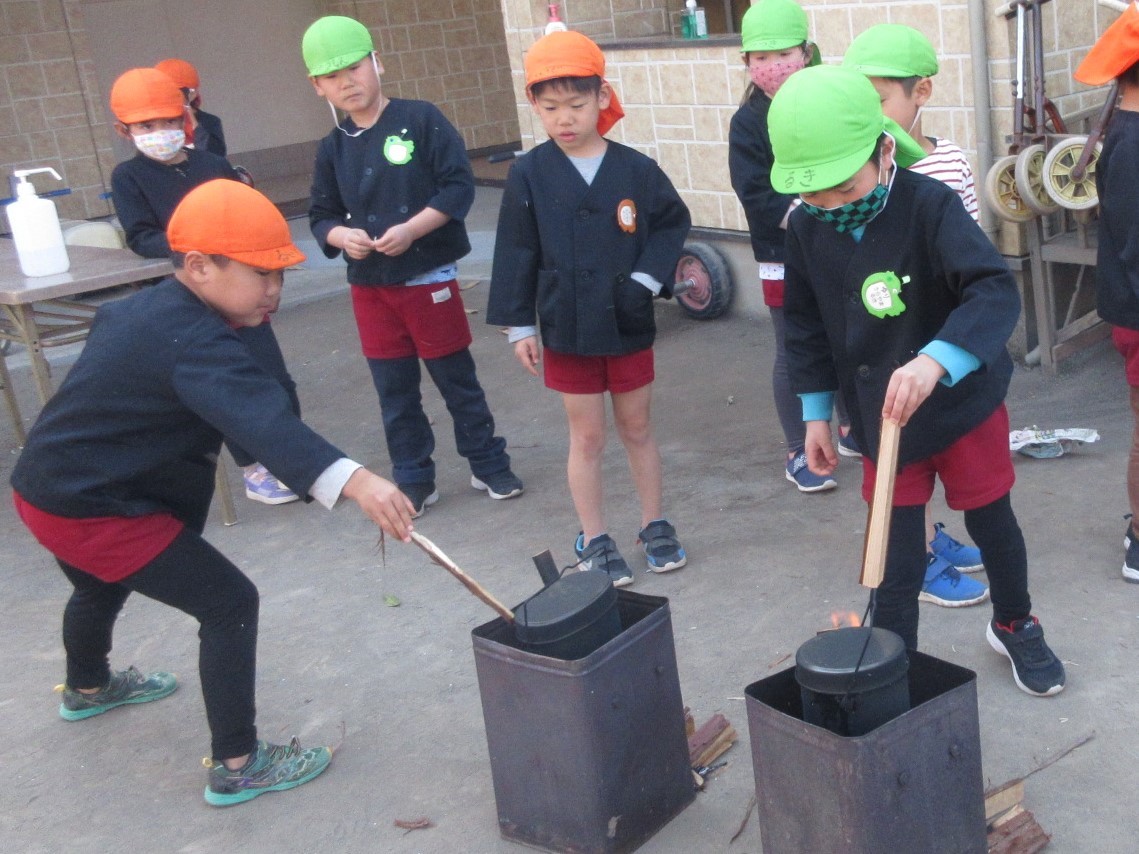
[302,15,374,77]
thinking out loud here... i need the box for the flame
[829,611,862,629]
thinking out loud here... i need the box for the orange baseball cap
[1075,1,1139,85]
[155,58,200,91]
[524,30,625,135]
[110,68,185,124]
[168,180,306,271]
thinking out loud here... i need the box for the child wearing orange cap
[486,30,692,587]
[302,15,522,516]
[1074,3,1139,582]
[110,67,302,506]
[10,179,414,806]
[156,57,227,157]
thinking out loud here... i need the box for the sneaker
[401,482,439,519]
[837,428,863,458]
[1124,523,1139,583]
[574,532,633,588]
[986,616,1066,697]
[58,665,177,721]
[918,553,989,607]
[637,519,687,573]
[204,737,332,807]
[785,450,837,493]
[470,470,524,500]
[929,522,984,572]
[243,464,299,505]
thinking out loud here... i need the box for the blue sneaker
[58,665,177,721]
[1124,520,1139,583]
[929,522,984,572]
[837,428,862,458]
[986,616,1065,697]
[243,464,299,505]
[919,553,989,607]
[785,450,837,493]
[204,737,332,807]
[637,519,687,572]
[470,470,524,500]
[575,532,633,588]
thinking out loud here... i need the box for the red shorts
[761,278,784,308]
[1113,326,1139,386]
[13,491,183,582]
[860,405,1014,510]
[350,281,472,359]
[543,347,655,394]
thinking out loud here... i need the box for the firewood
[694,725,738,769]
[984,779,1025,822]
[683,707,695,737]
[986,806,1050,854]
[687,713,729,764]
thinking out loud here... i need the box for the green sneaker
[204,737,332,807]
[57,665,177,721]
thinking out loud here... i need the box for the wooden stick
[860,417,901,589]
[410,532,515,623]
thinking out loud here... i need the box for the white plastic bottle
[5,167,71,277]
[545,2,567,34]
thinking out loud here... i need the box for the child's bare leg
[612,384,662,527]
[562,392,607,540]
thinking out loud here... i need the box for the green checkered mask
[800,181,888,234]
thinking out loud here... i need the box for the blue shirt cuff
[799,391,835,422]
[920,340,981,386]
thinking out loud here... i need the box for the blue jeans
[367,348,509,486]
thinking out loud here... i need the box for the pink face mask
[749,52,807,98]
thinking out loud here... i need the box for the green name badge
[861,271,910,318]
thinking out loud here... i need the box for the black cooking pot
[795,626,910,736]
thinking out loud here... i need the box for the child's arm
[633,165,692,296]
[486,160,541,331]
[882,355,946,426]
[728,104,798,232]
[111,166,170,259]
[512,336,540,376]
[339,467,415,541]
[373,207,450,256]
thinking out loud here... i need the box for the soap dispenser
[5,167,71,277]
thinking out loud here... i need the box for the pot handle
[532,549,561,586]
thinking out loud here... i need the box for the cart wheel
[674,242,733,320]
[1041,136,1101,211]
[983,155,1036,223]
[1013,144,1059,216]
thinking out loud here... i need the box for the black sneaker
[400,482,439,518]
[470,470,524,500]
[574,532,633,588]
[986,616,1065,697]
[204,737,332,807]
[58,665,177,721]
[637,519,687,572]
[1125,520,1139,583]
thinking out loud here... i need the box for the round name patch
[617,199,637,234]
[860,271,910,318]
[384,133,415,165]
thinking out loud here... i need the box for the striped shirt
[910,138,979,224]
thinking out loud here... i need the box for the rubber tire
[1041,136,1101,211]
[674,242,733,320]
[1014,144,1059,216]
[983,155,1036,223]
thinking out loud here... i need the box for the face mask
[133,128,185,161]
[749,51,807,98]
[801,162,894,234]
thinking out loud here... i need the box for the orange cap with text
[155,58,200,91]
[110,68,185,124]
[168,180,306,271]
[1075,1,1139,85]
[524,30,625,135]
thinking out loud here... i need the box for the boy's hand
[883,355,945,426]
[339,227,376,261]
[804,420,838,475]
[374,223,413,256]
[341,468,415,542]
[513,336,540,377]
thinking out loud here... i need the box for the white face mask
[133,128,186,161]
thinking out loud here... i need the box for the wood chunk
[986,805,1050,853]
[984,779,1026,822]
[694,725,738,769]
[687,713,729,764]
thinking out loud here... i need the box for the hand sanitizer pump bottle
[5,167,71,277]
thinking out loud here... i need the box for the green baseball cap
[843,24,939,78]
[769,65,926,193]
[303,16,374,77]
[740,0,817,57]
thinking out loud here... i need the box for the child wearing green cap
[728,0,835,494]
[301,15,522,517]
[770,64,1065,697]
[843,23,989,608]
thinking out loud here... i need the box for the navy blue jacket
[728,89,793,264]
[192,108,227,158]
[486,140,691,356]
[111,149,237,258]
[10,279,343,532]
[1094,109,1139,329]
[784,168,1017,465]
[309,98,473,285]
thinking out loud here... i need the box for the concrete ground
[2,187,1137,853]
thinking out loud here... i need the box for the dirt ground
[2,188,1137,852]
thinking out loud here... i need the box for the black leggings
[58,528,259,760]
[871,493,1031,650]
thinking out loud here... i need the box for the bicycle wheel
[1041,136,1101,211]
[983,155,1036,223]
[1014,144,1059,215]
